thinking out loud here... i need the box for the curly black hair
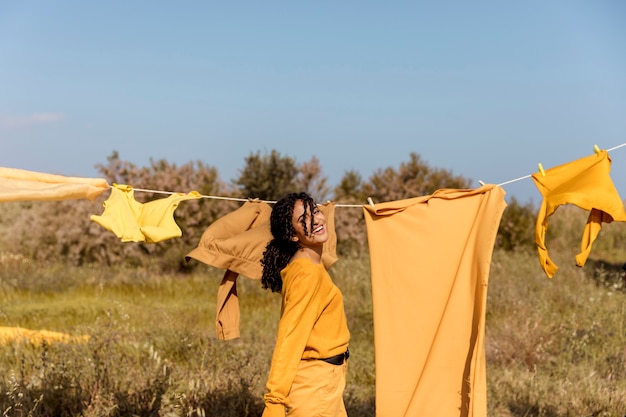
[261,192,317,293]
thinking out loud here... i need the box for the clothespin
[478,180,486,186]
[367,197,375,207]
[593,144,600,154]
[538,163,546,177]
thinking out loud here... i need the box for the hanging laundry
[0,167,109,202]
[186,200,273,279]
[0,326,89,346]
[363,185,506,417]
[90,184,201,243]
[186,199,338,340]
[532,149,626,278]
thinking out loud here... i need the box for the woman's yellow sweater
[263,258,350,416]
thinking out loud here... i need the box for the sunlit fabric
[363,185,506,417]
[90,183,202,243]
[186,200,338,340]
[0,167,109,202]
[0,326,89,345]
[532,150,626,278]
[186,200,274,280]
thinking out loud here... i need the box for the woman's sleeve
[263,263,323,415]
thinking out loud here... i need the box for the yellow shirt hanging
[91,184,201,243]
[532,149,626,278]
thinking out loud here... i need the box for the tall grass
[1,206,625,416]
[487,206,626,417]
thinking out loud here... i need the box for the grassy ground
[1,207,625,416]
[0,256,376,417]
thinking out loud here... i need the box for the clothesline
[130,188,365,208]
[129,142,626,208]
[495,142,626,187]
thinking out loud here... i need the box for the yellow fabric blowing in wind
[0,167,109,202]
[531,149,626,278]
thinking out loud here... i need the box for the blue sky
[1,1,626,204]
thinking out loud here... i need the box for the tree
[295,156,331,202]
[332,170,369,256]
[334,170,368,204]
[495,197,536,251]
[234,150,299,200]
[90,152,236,271]
[363,152,472,203]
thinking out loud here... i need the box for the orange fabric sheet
[0,167,109,202]
[363,185,506,417]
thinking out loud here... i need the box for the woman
[261,192,350,417]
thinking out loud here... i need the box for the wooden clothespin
[367,197,375,207]
[538,163,546,177]
[478,180,486,186]
[593,144,600,154]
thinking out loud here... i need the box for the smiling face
[291,199,328,250]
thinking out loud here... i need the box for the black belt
[319,349,349,365]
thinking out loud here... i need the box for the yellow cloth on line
[90,183,202,243]
[0,167,109,202]
[531,149,626,278]
[363,185,506,417]
[0,326,89,346]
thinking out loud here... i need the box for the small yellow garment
[0,167,109,202]
[90,184,202,243]
[186,200,338,340]
[0,326,89,346]
[363,185,506,417]
[531,150,626,278]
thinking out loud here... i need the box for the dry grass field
[1,206,625,416]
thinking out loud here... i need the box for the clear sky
[2,1,626,204]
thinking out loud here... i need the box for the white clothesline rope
[130,187,364,207]
[129,142,626,208]
[495,142,626,187]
